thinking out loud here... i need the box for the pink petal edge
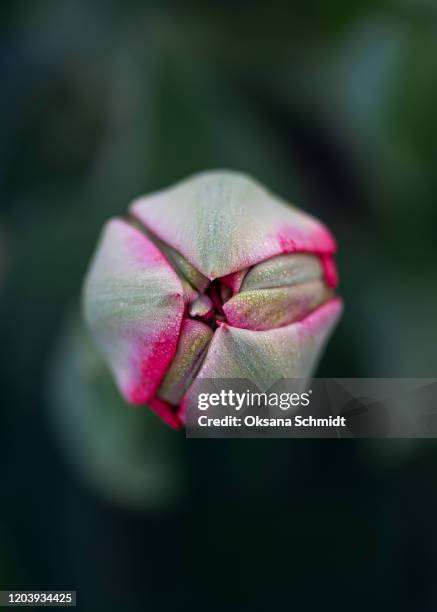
[83,218,185,409]
[130,171,338,281]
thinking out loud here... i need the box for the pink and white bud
[83,171,342,428]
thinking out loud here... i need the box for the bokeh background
[1,1,437,610]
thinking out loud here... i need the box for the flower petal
[83,218,185,405]
[223,280,333,331]
[188,294,214,318]
[144,229,210,293]
[179,298,342,422]
[157,319,213,406]
[147,396,183,429]
[130,171,336,280]
[220,269,249,294]
[241,253,322,291]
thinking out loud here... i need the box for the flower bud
[83,171,342,428]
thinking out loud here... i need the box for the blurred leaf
[48,308,188,512]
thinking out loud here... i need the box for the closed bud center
[188,280,228,329]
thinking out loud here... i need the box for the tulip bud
[83,171,342,428]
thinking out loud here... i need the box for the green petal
[241,253,322,291]
[223,280,333,331]
[157,319,213,405]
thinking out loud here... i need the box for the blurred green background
[1,1,437,610]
